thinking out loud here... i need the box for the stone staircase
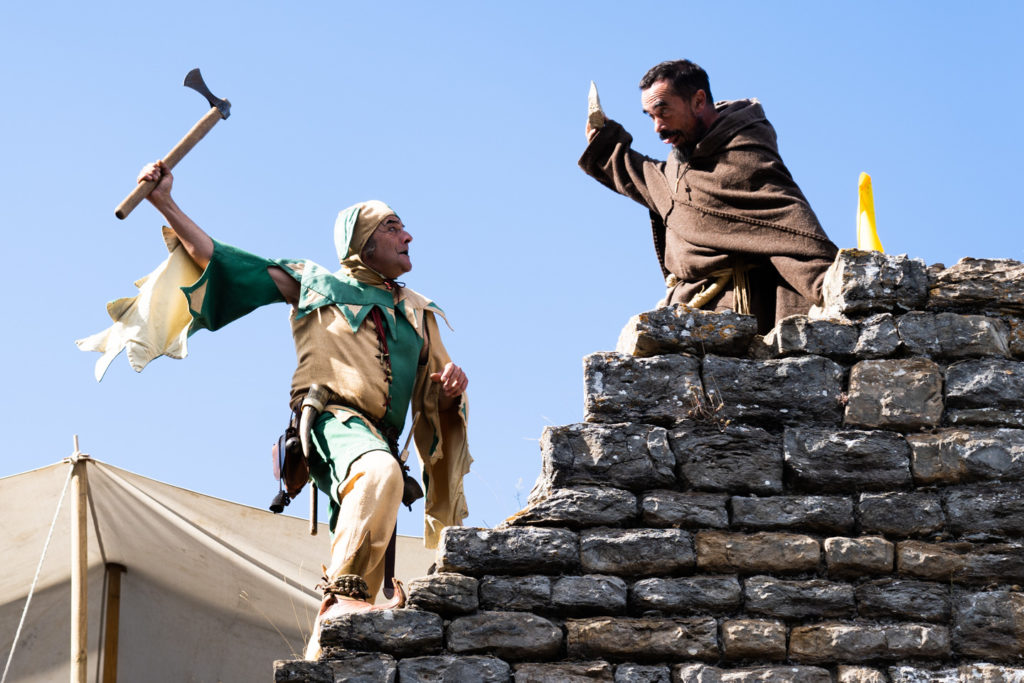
[276,250,1024,682]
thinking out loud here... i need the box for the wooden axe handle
[114,104,227,220]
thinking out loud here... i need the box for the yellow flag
[857,172,884,252]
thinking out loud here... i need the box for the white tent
[0,457,434,683]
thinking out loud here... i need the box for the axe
[114,68,231,219]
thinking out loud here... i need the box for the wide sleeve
[578,119,661,210]
[76,227,204,381]
[181,239,286,332]
[411,311,472,549]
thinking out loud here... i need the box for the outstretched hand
[431,362,468,405]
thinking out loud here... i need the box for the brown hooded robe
[579,98,838,333]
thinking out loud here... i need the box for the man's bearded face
[666,117,709,161]
[641,80,708,159]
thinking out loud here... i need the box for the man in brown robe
[579,59,838,333]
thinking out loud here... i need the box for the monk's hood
[690,98,767,160]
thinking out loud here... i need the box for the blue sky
[2,2,1022,540]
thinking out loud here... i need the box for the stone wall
[276,250,1024,682]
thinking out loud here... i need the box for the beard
[665,119,709,162]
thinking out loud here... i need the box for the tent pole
[101,563,126,683]
[70,436,89,683]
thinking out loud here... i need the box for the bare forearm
[137,160,214,269]
[149,195,214,269]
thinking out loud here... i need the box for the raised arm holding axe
[114,69,230,220]
[79,69,474,661]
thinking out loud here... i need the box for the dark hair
[361,233,377,259]
[639,60,713,103]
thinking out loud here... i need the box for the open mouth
[660,130,683,145]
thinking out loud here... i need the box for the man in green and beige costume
[125,160,470,658]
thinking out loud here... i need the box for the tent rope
[1,465,75,683]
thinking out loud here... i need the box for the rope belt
[678,262,755,316]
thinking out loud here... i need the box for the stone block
[730,495,854,534]
[898,541,1024,585]
[901,542,1024,585]
[784,427,911,492]
[890,663,1024,682]
[514,661,615,682]
[945,485,1024,540]
[744,576,855,620]
[399,655,510,682]
[641,490,729,529]
[616,305,757,358]
[671,425,783,495]
[820,249,929,316]
[437,527,578,576]
[580,528,694,576]
[629,576,742,615]
[948,408,1024,429]
[507,485,637,529]
[854,313,903,358]
[958,663,1024,680]
[583,352,702,425]
[946,359,1024,428]
[908,428,1024,485]
[671,664,832,682]
[614,663,671,682]
[927,257,1024,315]
[960,543,1024,584]
[447,611,562,660]
[319,609,442,657]
[479,575,550,612]
[721,619,787,661]
[672,664,720,683]
[1010,318,1024,359]
[897,312,1010,359]
[274,660,337,683]
[897,541,969,581]
[789,622,950,663]
[406,573,479,617]
[702,355,845,426]
[566,616,718,662]
[762,315,860,359]
[825,536,895,577]
[953,590,1024,659]
[886,666,957,682]
[837,666,887,683]
[535,423,676,492]
[855,579,951,622]
[858,492,945,537]
[275,654,397,682]
[695,532,820,574]
[551,575,628,616]
[845,358,944,430]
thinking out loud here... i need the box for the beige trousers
[325,449,404,600]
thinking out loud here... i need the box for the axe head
[184,68,230,119]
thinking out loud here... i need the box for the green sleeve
[181,239,286,332]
